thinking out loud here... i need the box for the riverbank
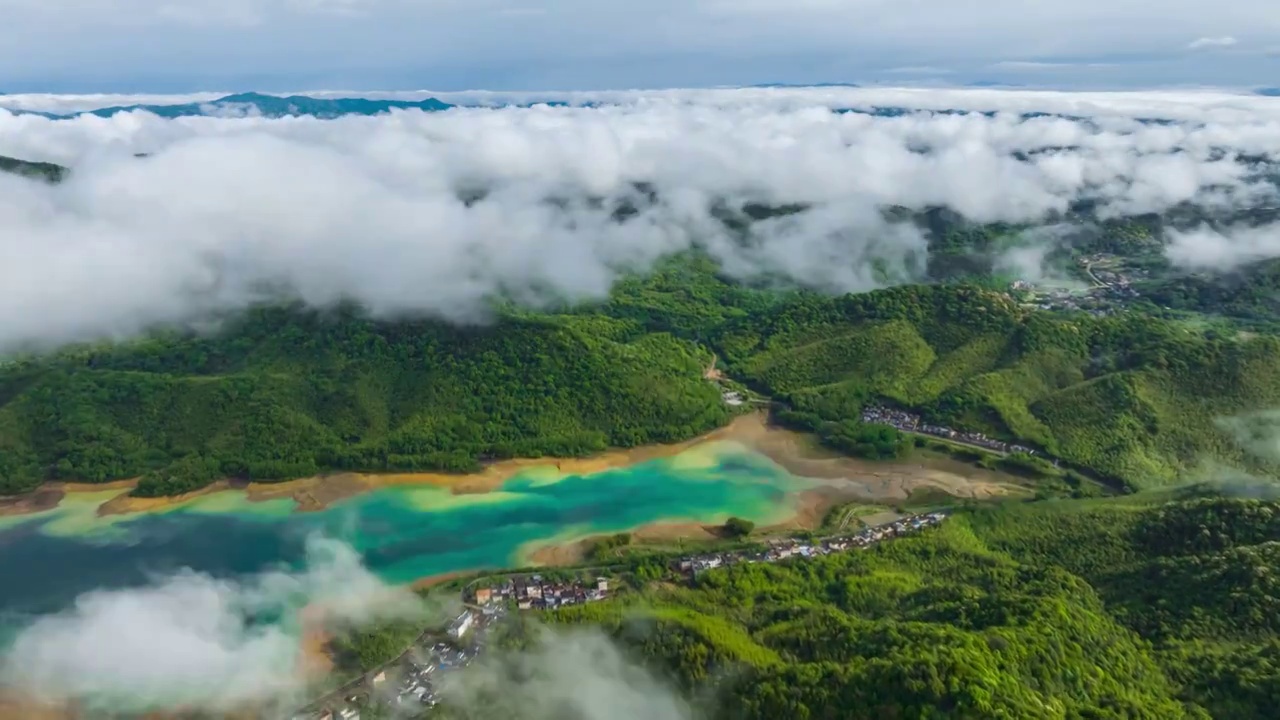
[1,415,768,521]
[518,483,893,569]
[0,479,137,518]
[0,412,1027,525]
[506,415,1031,571]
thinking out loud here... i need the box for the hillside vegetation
[0,305,727,496]
[709,284,1280,489]
[502,495,1280,720]
[3,254,1279,495]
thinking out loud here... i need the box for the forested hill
[2,153,1279,495]
[3,255,1280,496]
[512,494,1280,719]
[0,307,728,496]
[0,154,66,182]
[713,284,1280,488]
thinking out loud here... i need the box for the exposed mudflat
[4,413,1021,524]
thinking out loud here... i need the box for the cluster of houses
[299,513,949,720]
[1022,286,1137,316]
[1008,256,1145,317]
[384,638,477,713]
[1076,253,1146,286]
[860,405,1037,456]
[674,512,948,575]
[470,575,610,610]
[298,612,495,720]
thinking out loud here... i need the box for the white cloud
[442,625,693,720]
[0,0,269,26]
[0,536,428,715]
[0,535,430,707]
[0,88,1278,351]
[988,60,1116,71]
[0,0,380,23]
[7,86,1280,121]
[497,6,549,17]
[285,0,377,16]
[1187,36,1239,50]
[0,1,1277,88]
[883,66,955,75]
[1165,225,1280,270]
[1217,409,1280,465]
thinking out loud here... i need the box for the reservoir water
[0,440,814,625]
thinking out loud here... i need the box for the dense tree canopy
[4,252,1280,496]
[714,284,1280,489]
[498,495,1280,720]
[0,305,728,495]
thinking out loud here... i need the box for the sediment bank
[1,413,1025,526]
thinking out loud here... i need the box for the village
[296,607,500,720]
[860,404,1037,456]
[463,511,948,612]
[1008,252,1145,317]
[298,510,950,720]
[471,574,611,611]
[670,511,949,575]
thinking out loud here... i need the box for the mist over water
[0,442,808,714]
[0,442,804,621]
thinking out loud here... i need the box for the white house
[448,611,474,639]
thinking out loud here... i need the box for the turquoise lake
[0,440,817,626]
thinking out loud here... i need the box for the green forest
[0,154,66,182]
[0,305,729,495]
[714,283,1280,489]
[3,251,1280,495]
[472,494,1280,720]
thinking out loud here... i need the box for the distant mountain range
[1,85,1272,121]
[0,91,1193,125]
[15,92,455,120]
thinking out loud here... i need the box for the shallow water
[0,441,814,622]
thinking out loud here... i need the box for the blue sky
[0,1,1278,93]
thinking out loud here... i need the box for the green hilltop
[0,305,728,496]
[2,153,1279,495]
[2,255,1279,496]
[715,284,1280,489]
[0,154,66,183]
[501,494,1280,720]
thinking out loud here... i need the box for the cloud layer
[1,0,1279,89]
[1,88,1280,351]
[0,536,427,715]
[441,625,695,720]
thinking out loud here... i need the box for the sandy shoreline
[519,485,857,569]
[410,570,480,591]
[0,412,1022,525]
[0,413,1033,718]
[0,414,763,520]
[509,415,1029,570]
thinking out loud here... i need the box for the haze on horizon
[0,0,1277,93]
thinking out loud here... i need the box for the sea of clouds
[1,86,1279,351]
